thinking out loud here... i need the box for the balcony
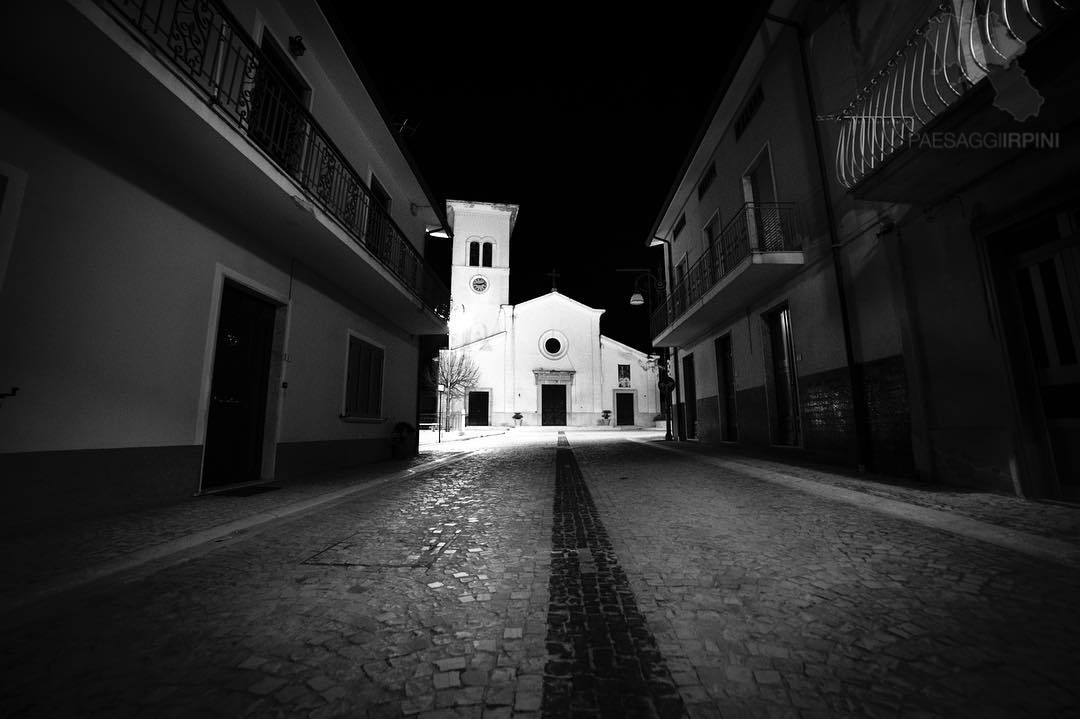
[94,0,449,324]
[832,0,1072,199]
[0,1,448,332]
[651,203,804,347]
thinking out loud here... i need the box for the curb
[0,450,476,619]
[629,437,1080,570]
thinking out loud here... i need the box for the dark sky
[320,6,764,351]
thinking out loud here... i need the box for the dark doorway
[541,384,567,426]
[715,334,738,441]
[615,392,634,426]
[366,174,392,255]
[202,282,277,490]
[682,354,697,439]
[249,32,310,176]
[467,391,490,426]
[764,306,800,446]
[992,213,1080,500]
[744,147,778,250]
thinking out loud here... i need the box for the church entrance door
[466,391,489,426]
[615,392,635,426]
[541,384,567,426]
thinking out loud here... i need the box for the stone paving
[1,436,554,718]
[637,438,1080,545]
[571,435,1080,718]
[543,435,683,718]
[2,430,1079,718]
[0,450,473,612]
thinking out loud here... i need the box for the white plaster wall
[599,337,661,421]
[511,295,603,422]
[277,275,417,443]
[448,204,514,350]
[0,106,414,453]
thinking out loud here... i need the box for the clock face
[471,276,489,293]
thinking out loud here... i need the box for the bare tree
[426,350,481,430]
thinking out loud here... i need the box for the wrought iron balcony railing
[96,0,450,320]
[833,0,1072,190]
[650,202,800,339]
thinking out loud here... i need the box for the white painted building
[447,200,660,427]
[0,0,449,528]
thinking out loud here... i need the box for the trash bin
[390,422,416,459]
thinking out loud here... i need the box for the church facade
[446,200,660,428]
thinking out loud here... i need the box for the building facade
[649,0,1078,499]
[0,0,450,528]
[447,200,660,428]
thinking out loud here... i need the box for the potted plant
[600,409,612,426]
[512,412,523,427]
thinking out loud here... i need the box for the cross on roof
[547,267,560,291]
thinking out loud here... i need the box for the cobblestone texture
[0,437,554,718]
[2,429,1079,719]
[0,451,471,605]
[543,435,683,718]
[573,436,1080,718]
[643,437,1080,544]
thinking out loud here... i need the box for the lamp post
[617,268,674,441]
[648,236,683,441]
[437,383,444,443]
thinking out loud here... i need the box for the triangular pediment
[513,290,605,317]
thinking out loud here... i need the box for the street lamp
[616,268,674,441]
[437,382,445,444]
[647,235,683,442]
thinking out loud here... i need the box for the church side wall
[600,340,661,427]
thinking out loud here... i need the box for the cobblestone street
[2,431,1079,718]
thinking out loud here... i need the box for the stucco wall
[0,104,416,459]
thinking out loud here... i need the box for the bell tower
[446,200,519,349]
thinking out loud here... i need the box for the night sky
[319,6,764,351]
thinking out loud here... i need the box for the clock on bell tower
[446,200,519,348]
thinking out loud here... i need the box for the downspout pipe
[766,12,872,471]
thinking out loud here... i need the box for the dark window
[545,338,562,354]
[673,214,686,239]
[618,364,631,388]
[344,336,383,418]
[469,241,480,266]
[697,163,717,199]
[734,84,765,140]
[482,242,493,267]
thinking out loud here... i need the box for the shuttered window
[344,336,384,418]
